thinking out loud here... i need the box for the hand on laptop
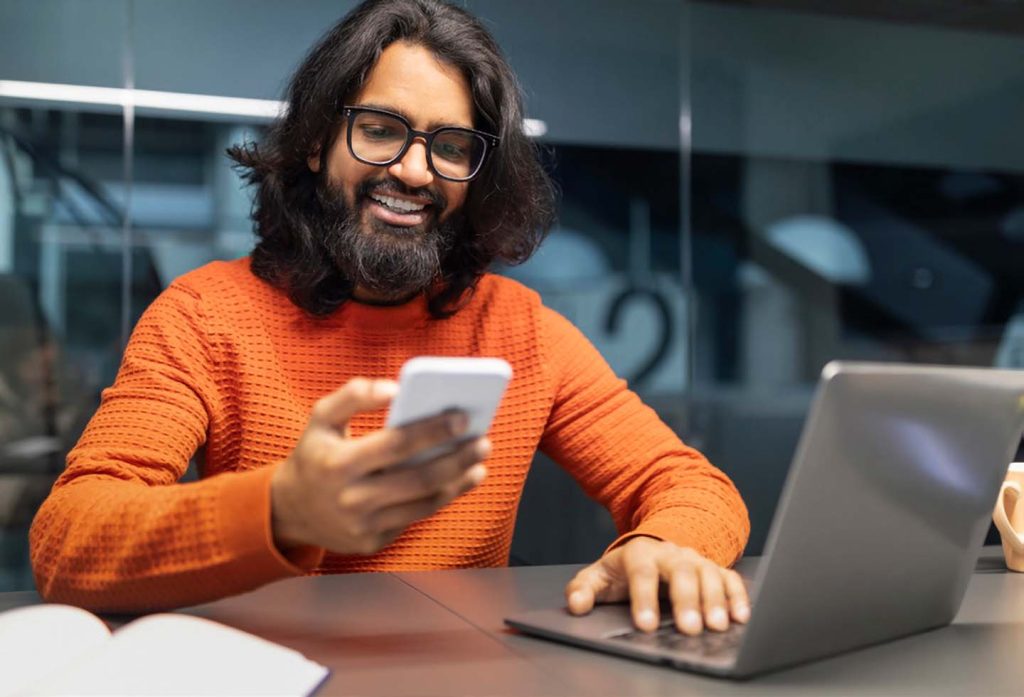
[565,536,750,635]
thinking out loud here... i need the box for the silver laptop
[506,362,1024,678]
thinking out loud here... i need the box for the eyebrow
[353,102,474,131]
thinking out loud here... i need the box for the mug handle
[993,481,1024,553]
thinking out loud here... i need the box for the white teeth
[370,193,426,213]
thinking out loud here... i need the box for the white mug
[993,462,1024,572]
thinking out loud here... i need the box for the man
[30,0,750,636]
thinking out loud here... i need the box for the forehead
[352,41,474,129]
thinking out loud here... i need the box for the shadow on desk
[974,555,1014,574]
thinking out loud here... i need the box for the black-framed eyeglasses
[341,105,499,182]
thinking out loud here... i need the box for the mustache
[355,177,448,211]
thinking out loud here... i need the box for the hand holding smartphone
[272,359,512,555]
[386,357,512,467]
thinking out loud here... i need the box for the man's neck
[351,286,421,307]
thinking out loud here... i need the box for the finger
[310,378,398,430]
[346,411,470,477]
[723,569,751,624]
[350,438,490,510]
[365,463,487,533]
[565,585,595,616]
[668,564,703,636]
[625,558,661,633]
[699,564,730,632]
[564,565,608,615]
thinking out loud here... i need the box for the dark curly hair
[228,0,557,317]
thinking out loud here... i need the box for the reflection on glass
[690,3,1024,553]
[0,107,130,589]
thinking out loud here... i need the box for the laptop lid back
[734,362,1024,676]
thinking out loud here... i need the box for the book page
[0,605,111,697]
[25,612,328,696]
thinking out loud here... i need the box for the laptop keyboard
[608,619,746,657]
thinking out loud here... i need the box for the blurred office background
[1,0,1023,589]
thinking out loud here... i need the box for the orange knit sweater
[30,258,749,612]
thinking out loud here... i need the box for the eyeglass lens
[350,110,487,180]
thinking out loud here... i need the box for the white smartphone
[385,356,513,466]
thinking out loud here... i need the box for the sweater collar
[335,293,432,331]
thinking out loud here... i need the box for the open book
[0,604,329,696]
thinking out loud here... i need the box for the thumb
[565,559,622,615]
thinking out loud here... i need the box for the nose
[387,138,434,189]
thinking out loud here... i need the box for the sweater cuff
[216,465,325,580]
[605,510,747,568]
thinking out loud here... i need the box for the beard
[314,176,464,302]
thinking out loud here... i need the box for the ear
[307,147,322,173]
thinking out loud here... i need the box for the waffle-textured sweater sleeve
[539,306,749,566]
[29,283,323,612]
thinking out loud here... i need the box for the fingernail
[709,607,728,628]
[681,610,702,634]
[475,438,491,459]
[637,609,657,630]
[376,380,399,398]
[734,602,751,622]
[448,411,469,435]
[468,464,487,485]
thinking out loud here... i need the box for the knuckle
[431,458,462,488]
[440,482,463,505]
[294,442,324,476]
[309,438,336,467]
[700,565,723,584]
[336,487,365,513]
[346,377,372,395]
[700,560,724,577]
[397,464,434,495]
[453,476,475,498]
[389,427,420,459]
[310,398,332,423]
[459,441,484,466]
[425,414,457,441]
[415,463,440,488]
[678,547,702,562]
[631,563,659,582]
[573,562,602,584]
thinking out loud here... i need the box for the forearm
[552,424,750,567]
[29,465,322,612]
[538,306,750,566]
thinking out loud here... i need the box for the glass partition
[0,0,131,589]
[688,0,1024,552]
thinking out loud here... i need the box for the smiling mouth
[364,191,435,228]
[369,192,429,213]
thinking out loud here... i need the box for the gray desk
[2,548,1022,696]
